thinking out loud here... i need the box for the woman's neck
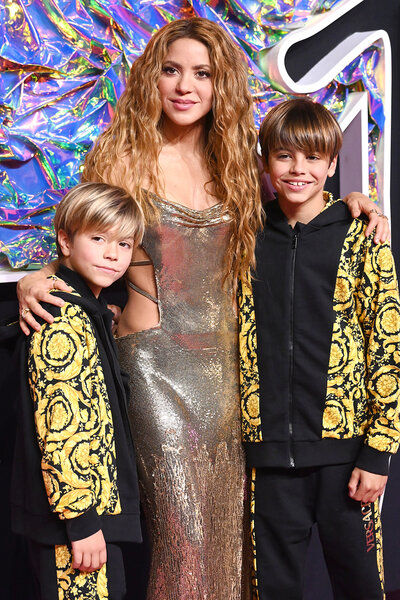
[161,119,207,157]
[157,120,216,211]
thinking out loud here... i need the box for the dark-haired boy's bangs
[272,118,330,157]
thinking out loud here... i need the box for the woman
[88,19,260,599]
[20,19,260,599]
[17,17,389,599]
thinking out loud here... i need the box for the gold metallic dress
[117,194,250,600]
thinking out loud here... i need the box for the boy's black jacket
[238,197,400,475]
[8,265,142,545]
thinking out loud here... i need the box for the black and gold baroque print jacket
[10,266,141,545]
[239,195,400,475]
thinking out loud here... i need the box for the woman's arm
[343,192,390,243]
[17,260,71,335]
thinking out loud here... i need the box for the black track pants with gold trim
[27,540,127,600]
[250,463,385,600]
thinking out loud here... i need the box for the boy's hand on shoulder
[71,529,107,572]
[348,467,388,503]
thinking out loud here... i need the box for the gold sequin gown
[117,194,250,600]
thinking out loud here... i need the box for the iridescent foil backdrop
[0,0,384,269]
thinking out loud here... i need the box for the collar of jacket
[264,192,353,236]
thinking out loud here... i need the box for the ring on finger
[49,275,58,290]
[21,307,31,318]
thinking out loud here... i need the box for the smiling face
[157,37,213,130]
[265,148,337,224]
[58,228,134,297]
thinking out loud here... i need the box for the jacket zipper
[288,232,298,468]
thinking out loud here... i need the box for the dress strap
[126,279,158,304]
[130,260,153,267]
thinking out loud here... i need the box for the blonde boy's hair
[54,182,145,258]
[259,98,343,163]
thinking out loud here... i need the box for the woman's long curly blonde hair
[82,17,262,288]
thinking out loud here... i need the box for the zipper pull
[292,233,298,249]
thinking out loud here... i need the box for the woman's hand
[17,266,71,335]
[343,192,390,243]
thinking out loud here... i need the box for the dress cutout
[117,194,250,600]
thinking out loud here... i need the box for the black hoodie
[239,196,400,475]
[9,265,142,545]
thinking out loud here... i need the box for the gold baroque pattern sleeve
[28,302,121,520]
[238,275,262,442]
[361,240,400,453]
[324,221,400,454]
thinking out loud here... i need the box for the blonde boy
[239,99,400,599]
[11,183,144,599]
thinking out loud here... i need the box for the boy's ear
[327,155,338,177]
[57,229,71,257]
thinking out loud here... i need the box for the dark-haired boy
[239,98,400,599]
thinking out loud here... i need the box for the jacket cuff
[65,507,102,542]
[355,444,391,475]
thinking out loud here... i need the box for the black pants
[251,463,385,600]
[28,540,127,600]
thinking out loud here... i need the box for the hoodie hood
[265,193,353,236]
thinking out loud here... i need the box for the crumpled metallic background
[0,0,384,269]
